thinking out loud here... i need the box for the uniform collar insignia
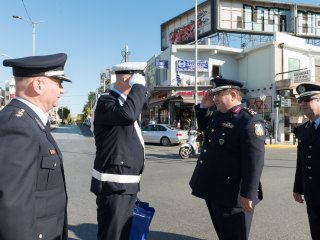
[222,122,235,128]
[232,106,241,113]
[50,149,56,155]
[15,108,25,117]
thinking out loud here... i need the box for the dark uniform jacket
[294,121,320,205]
[91,85,148,196]
[0,99,68,240]
[190,104,265,206]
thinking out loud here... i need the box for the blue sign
[156,60,168,69]
[176,60,208,72]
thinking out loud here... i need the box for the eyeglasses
[298,98,320,104]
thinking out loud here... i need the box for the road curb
[265,144,297,148]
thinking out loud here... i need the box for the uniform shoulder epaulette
[8,108,26,121]
[241,107,257,116]
[15,108,25,118]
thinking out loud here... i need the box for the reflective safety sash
[92,169,141,183]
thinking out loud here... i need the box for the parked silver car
[142,124,188,146]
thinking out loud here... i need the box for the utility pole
[12,16,44,56]
[121,45,130,62]
[125,45,129,62]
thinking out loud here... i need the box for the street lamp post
[12,15,44,56]
[194,0,198,106]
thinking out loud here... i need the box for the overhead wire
[20,0,33,22]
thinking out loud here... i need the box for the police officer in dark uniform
[293,83,320,240]
[91,62,148,240]
[0,53,70,240]
[190,77,265,240]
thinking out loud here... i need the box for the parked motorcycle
[179,130,203,159]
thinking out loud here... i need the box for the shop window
[253,11,257,22]
[288,58,300,80]
[302,23,308,33]
[237,16,242,28]
[303,13,308,21]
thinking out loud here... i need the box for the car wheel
[179,146,191,159]
[160,137,171,146]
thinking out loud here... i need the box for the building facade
[144,42,242,129]
[144,32,320,141]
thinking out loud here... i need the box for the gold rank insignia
[254,123,264,136]
[222,122,235,128]
[50,149,56,155]
[15,109,25,117]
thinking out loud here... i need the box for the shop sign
[293,70,310,83]
[156,60,168,69]
[281,98,291,107]
[176,60,208,72]
[176,90,206,96]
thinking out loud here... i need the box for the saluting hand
[293,192,304,204]
[240,196,254,212]
[201,90,215,108]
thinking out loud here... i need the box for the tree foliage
[81,91,97,121]
[58,107,71,123]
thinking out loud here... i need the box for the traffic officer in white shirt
[0,53,70,240]
[293,83,320,240]
[91,62,148,240]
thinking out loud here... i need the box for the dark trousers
[205,200,254,240]
[307,204,320,240]
[96,193,137,240]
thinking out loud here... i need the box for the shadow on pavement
[78,124,94,137]
[148,231,205,240]
[68,223,97,240]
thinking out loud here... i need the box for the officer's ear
[230,89,237,99]
[32,77,44,94]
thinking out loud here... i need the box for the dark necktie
[46,121,51,131]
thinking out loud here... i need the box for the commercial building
[144,41,242,128]
[144,32,320,141]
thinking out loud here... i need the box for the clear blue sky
[0,0,318,117]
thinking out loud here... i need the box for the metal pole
[194,0,198,105]
[262,100,265,120]
[12,16,44,56]
[275,106,279,144]
[32,23,35,56]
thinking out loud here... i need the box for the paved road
[52,125,310,240]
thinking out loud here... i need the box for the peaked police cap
[210,77,243,93]
[3,53,71,82]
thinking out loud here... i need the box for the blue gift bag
[129,200,155,240]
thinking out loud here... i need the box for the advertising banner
[156,60,168,69]
[176,60,208,72]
